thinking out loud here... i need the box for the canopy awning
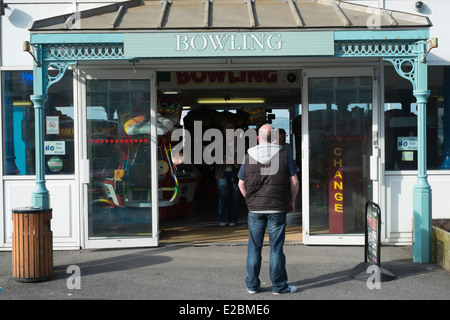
[29,0,431,32]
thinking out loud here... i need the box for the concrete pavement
[0,243,449,303]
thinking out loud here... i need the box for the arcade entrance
[24,0,432,255]
[156,70,303,244]
[80,67,378,246]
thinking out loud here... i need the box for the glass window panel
[86,79,152,238]
[2,70,74,175]
[384,66,448,170]
[45,71,75,174]
[308,76,372,235]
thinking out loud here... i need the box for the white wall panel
[347,0,449,65]
[385,174,415,244]
[1,4,73,66]
[2,179,80,249]
[428,174,450,219]
[384,0,448,65]
[385,172,450,244]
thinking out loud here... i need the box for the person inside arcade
[215,121,241,227]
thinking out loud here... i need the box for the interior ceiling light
[162,91,179,95]
[197,98,265,104]
[13,101,33,107]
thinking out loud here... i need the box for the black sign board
[350,201,396,282]
[365,200,381,267]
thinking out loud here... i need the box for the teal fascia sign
[123,31,335,58]
[30,29,430,60]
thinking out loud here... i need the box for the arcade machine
[90,100,201,231]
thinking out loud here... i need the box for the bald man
[238,124,299,295]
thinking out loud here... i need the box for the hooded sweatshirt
[243,143,290,213]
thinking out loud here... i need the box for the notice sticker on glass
[46,116,60,134]
[47,156,63,172]
[45,141,66,155]
[402,151,414,161]
[397,137,417,151]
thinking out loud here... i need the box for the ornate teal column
[386,40,433,263]
[31,44,50,209]
[413,88,431,263]
[31,94,49,209]
[412,41,432,263]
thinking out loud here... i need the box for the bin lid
[12,207,51,213]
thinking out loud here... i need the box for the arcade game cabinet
[90,100,201,232]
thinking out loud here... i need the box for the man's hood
[247,143,282,164]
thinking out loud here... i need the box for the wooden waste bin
[12,207,53,282]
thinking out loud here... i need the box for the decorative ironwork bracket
[46,43,125,61]
[42,42,124,90]
[334,40,417,58]
[46,61,77,91]
[335,39,426,92]
[384,58,417,90]
[38,38,430,92]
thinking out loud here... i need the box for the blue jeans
[217,171,240,224]
[246,211,288,293]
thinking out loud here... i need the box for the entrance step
[159,225,302,245]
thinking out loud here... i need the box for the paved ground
[0,243,449,304]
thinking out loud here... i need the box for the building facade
[0,1,449,259]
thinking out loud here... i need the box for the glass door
[80,70,159,248]
[302,68,379,245]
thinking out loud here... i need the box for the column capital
[30,94,48,102]
[413,89,431,103]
